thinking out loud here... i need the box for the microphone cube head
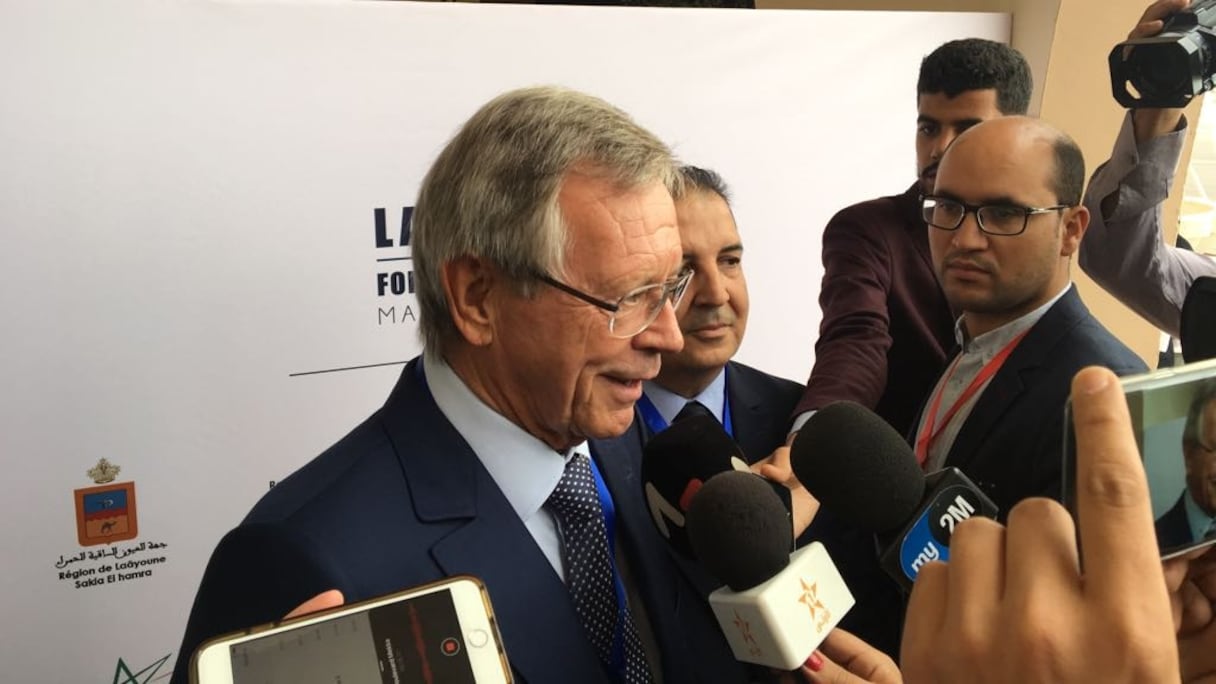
[707,542,854,670]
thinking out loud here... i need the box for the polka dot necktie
[546,452,654,684]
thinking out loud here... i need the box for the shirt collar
[423,352,576,524]
[954,283,1072,358]
[643,368,727,425]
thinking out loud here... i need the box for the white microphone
[686,471,854,670]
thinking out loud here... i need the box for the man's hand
[284,589,345,619]
[1128,0,1189,142]
[901,366,1179,683]
[753,444,819,539]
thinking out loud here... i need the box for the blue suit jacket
[170,358,747,684]
[1156,493,1193,551]
[941,285,1147,518]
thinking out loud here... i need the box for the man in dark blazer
[916,116,1147,518]
[620,165,804,600]
[782,47,1037,655]
[169,87,753,684]
[1155,382,1216,550]
[629,166,802,469]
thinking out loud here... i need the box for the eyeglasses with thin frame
[534,267,694,338]
[921,194,1072,236]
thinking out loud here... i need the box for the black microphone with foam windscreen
[640,413,791,559]
[790,401,998,590]
[685,470,854,669]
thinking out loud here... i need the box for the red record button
[441,637,461,656]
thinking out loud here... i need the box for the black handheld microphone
[790,401,997,590]
[685,470,853,669]
[640,413,791,559]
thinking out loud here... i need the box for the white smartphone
[1065,357,1216,559]
[191,575,512,684]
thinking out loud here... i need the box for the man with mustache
[635,166,802,463]
[916,116,1146,518]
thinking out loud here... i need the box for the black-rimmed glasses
[921,195,1071,236]
[535,267,694,338]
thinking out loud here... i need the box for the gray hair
[1184,379,1216,450]
[412,86,680,354]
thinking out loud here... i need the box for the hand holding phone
[903,367,1179,683]
[191,575,512,684]
[1065,357,1216,559]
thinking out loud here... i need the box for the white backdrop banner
[0,1,1006,680]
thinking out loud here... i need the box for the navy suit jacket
[170,358,747,684]
[1156,493,1193,551]
[941,285,1147,517]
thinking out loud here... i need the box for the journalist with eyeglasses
[912,115,1146,519]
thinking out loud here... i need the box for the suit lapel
[430,506,609,684]
[726,362,770,461]
[381,360,609,684]
[593,430,708,679]
[592,427,685,618]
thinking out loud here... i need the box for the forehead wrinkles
[563,187,680,284]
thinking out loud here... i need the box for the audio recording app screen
[229,589,479,684]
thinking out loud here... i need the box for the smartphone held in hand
[1065,358,1216,559]
[191,575,512,684]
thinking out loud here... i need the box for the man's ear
[441,256,497,347]
[1060,205,1090,257]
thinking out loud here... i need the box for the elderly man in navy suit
[1157,381,1216,549]
[169,87,765,684]
[914,116,1147,518]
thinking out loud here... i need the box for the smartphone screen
[228,588,478,684]
[1065,360,1216,558]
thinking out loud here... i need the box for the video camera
[1110,0,1216,108]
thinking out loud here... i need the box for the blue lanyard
[587,456,630,680]
[635,385,734,439]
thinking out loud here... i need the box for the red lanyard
[915,330,1028,466]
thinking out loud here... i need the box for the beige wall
[758,0,1200,367]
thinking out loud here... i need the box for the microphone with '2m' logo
[790,401,998,590]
